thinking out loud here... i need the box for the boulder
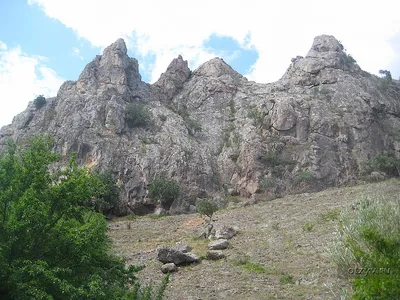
[157,246,200,265]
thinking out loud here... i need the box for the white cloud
[28,0,400,83]
[72,47,83,60]
[0,41,7,51]
[0,43,64,127]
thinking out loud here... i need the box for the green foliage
[363,153,399,176]
[229,99,236,116]
[124,274,169,300]
[329,198,400,299]
[173,104,202,136]
[242,262,267,273]
[0,137,152,299]
[302,222,315,232]
[196,199,218,220]
[247,106,266,127]
[125,103,152,128]
[296,171,314,183]
[33,95,46,109]
[379,69,392,82]
[259,177,277,192]
[87,170,120,214]
[320,208,340,223]
[262,152,294,168]
[280,274,295,284]
[148,174,181,207]
[346,54,357,64]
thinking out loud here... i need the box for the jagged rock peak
[160,55,191,82]
[99,38,133,68]
[194,57,242,79]
[152,55,191,101]
[77,38,142,94]
[281,34,360,85]
[104,38,128,56]
[307,35,343,55]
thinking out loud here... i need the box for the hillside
[1,34,400,215]
[108,179,400,299]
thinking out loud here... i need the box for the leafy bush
[125,103,152,128]
[296,171,314,183]
[0,137,163,299]
[363,153,399,176]
[329,197,400,299]
[259,177,277,192]
[33,94,46,109]
[262,152,293,167]
[379,69,392,81]
[346,54,357,64]
[148,174,180,207]
[196,199,218,220]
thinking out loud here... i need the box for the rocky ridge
[1,35,399,215]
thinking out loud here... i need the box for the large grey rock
[157,246,200,265]
[2,35,400,215]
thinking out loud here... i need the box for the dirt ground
[108,179,400,299]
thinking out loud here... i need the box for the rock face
[1,35,400,215]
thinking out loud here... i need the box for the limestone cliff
[2,35,399,215]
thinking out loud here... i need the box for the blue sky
[1,0,399,127]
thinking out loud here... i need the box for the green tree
[0,137,166,299]
[83,169,120,214]
[33,95,46,109]
[379,69,392,81]
[196,199,218,221]
[125,103,152,128]
[148,174,180,208]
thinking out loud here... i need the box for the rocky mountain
[1,35,399,215]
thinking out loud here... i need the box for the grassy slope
[108,179,400,299]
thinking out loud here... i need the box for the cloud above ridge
[28,0,400,83]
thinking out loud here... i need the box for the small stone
[189,205,197,213]
[206,251,226,260]
[161,263,177,274]
[209,239,229,250]
[214,226,237,239]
